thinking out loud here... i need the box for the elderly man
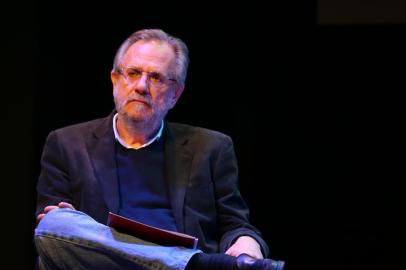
[35,29,283,270]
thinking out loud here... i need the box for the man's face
[111,40,183,125]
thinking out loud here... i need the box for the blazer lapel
[164,123,194,233]
[87,113,120,214]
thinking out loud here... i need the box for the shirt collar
[112,113,164,150]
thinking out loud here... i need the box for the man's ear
[111,70,118,87]
[169,84,185,109]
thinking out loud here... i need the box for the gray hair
[112,29,189,84]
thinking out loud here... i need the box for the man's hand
[37,202,75,223]
[225,236,264,259]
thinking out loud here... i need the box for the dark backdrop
[1,1,403,269]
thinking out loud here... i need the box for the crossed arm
[37,201,263,259]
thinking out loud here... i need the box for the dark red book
[107,212,199,249]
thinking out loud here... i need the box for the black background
[0,1,403,269]
[319,0,406,23]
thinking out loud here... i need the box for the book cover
[107,212,198,249]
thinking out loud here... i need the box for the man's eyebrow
[126,66,164,74]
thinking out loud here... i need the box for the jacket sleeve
[36,131,74,218]
[213,135,269,257]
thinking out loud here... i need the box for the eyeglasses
[117,66,177,87]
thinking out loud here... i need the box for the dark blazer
[36,113,269,256]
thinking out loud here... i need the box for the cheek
[150,91,163,103]
[152,89,174,104]
[156,95,173,110]
[113,88,128,109]
[114,86,129,100]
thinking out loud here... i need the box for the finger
[225,249,237,256]
[253,252,263,260]
[37,213,45,222]
[58,202,75,209]
[225,247,232,255]
[243,250,263,259]
[43,205,59,213]
[248,252,262,260]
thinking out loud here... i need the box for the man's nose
[133,73,149,94]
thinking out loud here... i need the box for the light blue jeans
[34,208,201,270]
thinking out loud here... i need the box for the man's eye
[127,69,142,77]
[149,73,162,82]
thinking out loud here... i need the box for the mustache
[124,94,151,106]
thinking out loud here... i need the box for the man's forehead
[120,40,175,70]
[126,40,174,58]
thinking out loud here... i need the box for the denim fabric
[34,208,201,270]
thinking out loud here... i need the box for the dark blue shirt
[115,138,177,232]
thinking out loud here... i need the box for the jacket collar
[88,112,120,213]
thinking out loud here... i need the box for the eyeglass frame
[116,66,178,87]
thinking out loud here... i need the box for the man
[35,29,284,270]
